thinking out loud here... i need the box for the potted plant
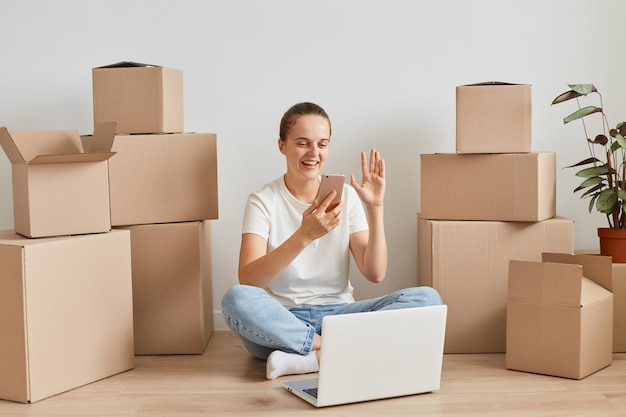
[552,84,626,262]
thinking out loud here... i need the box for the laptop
[283,304,447,407]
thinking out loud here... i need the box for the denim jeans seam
[223,312,294,352]
[301,325,315,355]
[370,292,404,311]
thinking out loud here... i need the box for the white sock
[266,350,319,380]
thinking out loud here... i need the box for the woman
[221,102,442,380]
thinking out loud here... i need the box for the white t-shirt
[242,175,369,306]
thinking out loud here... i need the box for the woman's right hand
[299,190,344,241]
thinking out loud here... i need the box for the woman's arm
[349,149,388,283]
[238,192,344,288]
[349,206,386,283]
[238,229,310,288]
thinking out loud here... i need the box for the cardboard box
[83,132,218,226]
[92,61,184,134]
[118,221,213,355]
[0,229,134,403]
[0,124,116,238]
[456,82,531,154]
[420,152,555,222]
[612,263,626,352]
[506,253,613,379]
[574,249,626,353]
[417,215,574,353]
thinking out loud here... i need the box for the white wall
[1,0,624,329]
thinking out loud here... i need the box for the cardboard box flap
[462,81,526,87]
[0,127,23,164]
[0,128,83,164]
[542,252,613,292]
[1,125,116,165]
[580,276,614,305]
[509,260,583,307]
[29,152,115,165]
[80,121,118,153]
[94,61,161,69]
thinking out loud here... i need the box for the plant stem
[576,97,596,164]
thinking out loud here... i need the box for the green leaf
[589,193,599,213]
[597,188,618,212]
[575,166,609,178]
[568,84,596,95]
[552,90,582,105]
[580,183,604,197]
[616,133,626,148]
[565,157,602,168]
[563,106,603,124]
[618,189,626,201]
[575,177,604,192]
[611,140,622,153]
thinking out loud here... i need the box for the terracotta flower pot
[598,228,626,263]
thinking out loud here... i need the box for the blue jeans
[221,284,442,360]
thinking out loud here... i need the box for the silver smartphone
[317,174,345,211]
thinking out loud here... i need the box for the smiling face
[279,114,331,182]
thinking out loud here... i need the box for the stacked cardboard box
[91,62,217,355]
[419,81,615,379]
[0,125,117,238]
[418,215,574,353]
[418,82,575,353]
[0,125,135,402]
[0,230,134,403]
[0,62,218,403]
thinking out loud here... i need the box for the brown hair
[279,102,331,141]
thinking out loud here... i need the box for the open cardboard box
[0,122,117,238]
[456,81,532,154]
[575,249,626,352]
[0,229,134,403]
[506,253,613,379]
[92,61,184,134]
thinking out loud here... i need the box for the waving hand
[350,148,385,207]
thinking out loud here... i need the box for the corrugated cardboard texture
[417,215,574,353]
[506,258,613,379]
[420,152,556,222]
[92,64,184,134]
[0,230,134,403]
[107,133,218,226]
[120,221,213,355]
[456,82,531,154]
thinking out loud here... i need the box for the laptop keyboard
[303,388,318,398]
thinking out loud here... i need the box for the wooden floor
[1,331,626,416]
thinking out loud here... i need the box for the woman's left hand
[350,148,385,207]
